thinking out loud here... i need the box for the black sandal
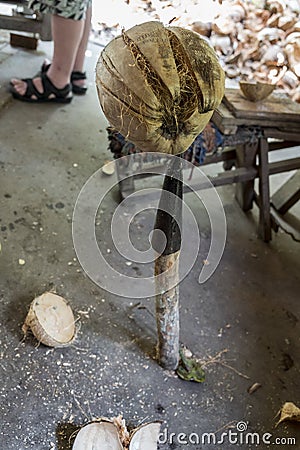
[71,71,87,95]
[11,73,72,104]
[41,62,87,95]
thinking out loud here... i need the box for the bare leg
[36,7,91,77]
[47,14,84,87]
[11,14,85,97]
[73,6,92,73]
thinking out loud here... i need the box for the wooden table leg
[235,142,258,211]
[258,136,272,242]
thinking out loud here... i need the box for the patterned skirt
[29,0,92,20]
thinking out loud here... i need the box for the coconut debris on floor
[22,292,77,348]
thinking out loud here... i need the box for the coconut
[22,292,76,347]
[72,418,161,450]
[239,80,276,102]
[96,21,225,156]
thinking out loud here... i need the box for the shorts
[29,0,92,20]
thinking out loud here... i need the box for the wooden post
[153,156,183,370]
[235,141,258,212]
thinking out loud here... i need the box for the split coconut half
[72,418,161,450]
[22,292,76,347]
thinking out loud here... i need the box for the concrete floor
[0,34,300,450]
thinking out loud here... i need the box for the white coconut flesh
[129,421,162,450]
[72,421,123,450]
[24,292,75,346]
[102,160,115,175]
[72,420,161,450]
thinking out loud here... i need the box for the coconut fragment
[22,292,76,347]
[102,160,115,176]
[275,402,300,427]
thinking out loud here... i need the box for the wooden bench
[0,1,51,41]
[110,88,300,242]
[212,89,300,242]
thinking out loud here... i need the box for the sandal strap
[41,64,87,84]
[71,71,87,82]
[22,73,71,100]
[41,73,71,98]
[22,77,43,99]
[41,62,51,73]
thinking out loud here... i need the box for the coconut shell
[96,21,225,155]
[71,418,161,450]
[72,420,123,450]
[129,421,162,450]
[239,80,276,101]
[22,292,76,347]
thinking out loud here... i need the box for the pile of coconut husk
[92,0,300,102]
[191,0,300,102]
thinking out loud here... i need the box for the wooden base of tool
[155,251,180,370]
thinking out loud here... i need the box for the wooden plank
[10,33,38,50]
[212,105,238,135]
[183,167,257,193]
[212,108,300,137]
[0,14,43,34]
[0,11,52,41]
[223,88,300,123]
[268,140,300,151]
[269,157,300,175]
[270,206,300,242]
[202,148,236,166]
[271,170,300,215]
[264,129,300,141]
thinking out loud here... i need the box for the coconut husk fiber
[96,21,225,155]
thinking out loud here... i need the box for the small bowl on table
[239,81,276,102]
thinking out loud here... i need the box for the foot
[10,73,72,103]
[10,77,44,100]
[11,71,70,100]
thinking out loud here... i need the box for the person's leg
[73,6,92,73]
[11,14,85,98]
[71,6,92,92]
[47,14,85,87]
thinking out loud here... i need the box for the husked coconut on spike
[96,21,225,155]
[22,292,76,347]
